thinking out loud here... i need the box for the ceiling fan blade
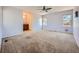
[45,10,48,12]
[46,8,52,10]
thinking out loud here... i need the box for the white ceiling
[14,6,75,15]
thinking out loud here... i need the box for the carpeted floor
[1,31,79,53]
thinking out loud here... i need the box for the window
[63,15,72,27]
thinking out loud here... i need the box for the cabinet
[23,24,29,31]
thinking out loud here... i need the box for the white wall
[2,7,23,38]
[44,10,73,33]
[32,13,42,31]
[73,7,79,47]
[0,7,2,47]
[1,7,42,37]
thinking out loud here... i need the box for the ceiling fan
[38,6,52,12]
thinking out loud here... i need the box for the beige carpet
[1,31,79,53]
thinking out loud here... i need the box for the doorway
[23,12,32,31]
